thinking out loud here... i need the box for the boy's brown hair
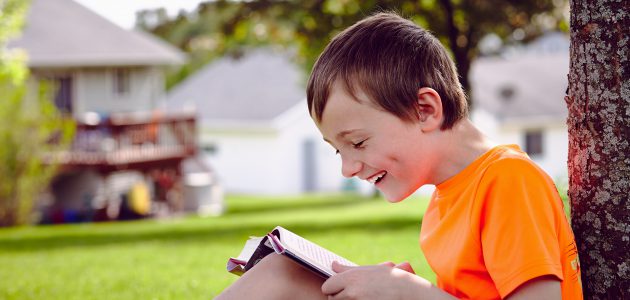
[307,12,468,129]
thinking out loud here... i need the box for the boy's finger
[378,261,396,267]
[394,262,416,274]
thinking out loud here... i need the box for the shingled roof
[8,0,185,67]
[165,49,305,124]
[471,33,569,123]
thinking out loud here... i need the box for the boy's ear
[416,87,443,132]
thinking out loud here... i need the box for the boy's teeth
[368,171,387,184]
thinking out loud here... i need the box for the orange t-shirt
[420,145,582,299]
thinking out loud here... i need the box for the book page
[243,236,275,272]
[275,227,356,276]
[235,236,264,261]
[227,236,265,276]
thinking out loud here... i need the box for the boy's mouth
[367,171,387,184]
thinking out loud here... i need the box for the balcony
[55,111,197,173]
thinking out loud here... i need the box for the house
[471,32,571,181]
[166,49,373,195]
[7,0,210,222]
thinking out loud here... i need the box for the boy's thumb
[332,261,354,273]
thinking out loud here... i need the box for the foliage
[139,0,568,105]
[0,0,75,226]
[0,0,29,45]
[0,193,432,299]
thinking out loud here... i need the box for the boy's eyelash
[352,140,366,148]
[333,139,367,154]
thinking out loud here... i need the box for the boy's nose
[341,156,362,178]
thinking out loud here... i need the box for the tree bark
[439,0,474,109]
[567,0,630,298]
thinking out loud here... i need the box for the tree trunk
[567,0,630,298]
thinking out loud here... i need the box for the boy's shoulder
[471,145,560,204]
[436,145,553,194]
[479,145,549,181]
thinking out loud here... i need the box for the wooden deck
[55,111,197,173]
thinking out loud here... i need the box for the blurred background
[0,0,570,298]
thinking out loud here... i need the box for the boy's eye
[352,140,366,149]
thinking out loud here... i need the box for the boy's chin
[382,191,409,203]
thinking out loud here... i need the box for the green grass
[0,193,433,299]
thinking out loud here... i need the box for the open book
[226,226,357,278]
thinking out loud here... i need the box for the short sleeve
[478,158,563,298]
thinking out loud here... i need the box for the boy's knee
[256,253,290,266]
[221,254,325,300]
[255,253,308,278]
[257,254,325,287]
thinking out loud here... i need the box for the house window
[53,76,73,114]
[202,144,218,156]
[525,130,544,156]
[114,68,131,95]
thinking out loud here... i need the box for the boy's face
[315,81,439,202]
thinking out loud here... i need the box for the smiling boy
[216,12,582,300]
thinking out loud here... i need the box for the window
[202,144,219,156]
[114,68,131,95]
[525,130,544,156]
[53,76,73,114]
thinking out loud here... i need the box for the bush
[0,0,75,226]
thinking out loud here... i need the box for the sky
[74,0,205,29]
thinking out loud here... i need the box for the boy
[217,12,582,299]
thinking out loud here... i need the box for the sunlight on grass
[0,193,432,299]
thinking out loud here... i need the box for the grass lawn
[0,193,433,299]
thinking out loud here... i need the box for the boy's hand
[322,261,421,300]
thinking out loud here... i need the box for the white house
[8,0,185,118]
[166,49,371,195]
[471,32,570,181]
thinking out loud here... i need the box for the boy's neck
[432,119,496,185]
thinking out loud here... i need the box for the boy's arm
[322,262,456,300]
[505,276,561,300]
[324,266,562,299]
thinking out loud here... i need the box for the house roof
[165,49,305,125]
[471,35,569,123]
[7,0,185,67]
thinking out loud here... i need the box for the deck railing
[56,111,197,171]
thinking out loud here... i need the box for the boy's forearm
[403,273,457,300]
